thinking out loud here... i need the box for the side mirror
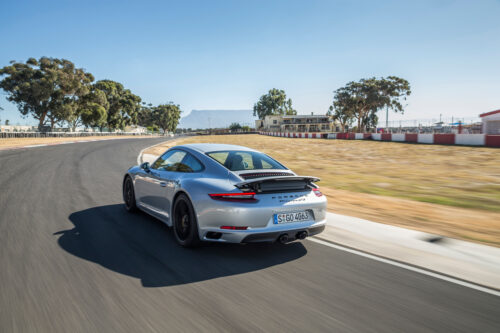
[141,162,151,172]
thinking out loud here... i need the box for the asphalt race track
[0,138,499,332]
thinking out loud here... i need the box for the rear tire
[172,194,200,247]
[123,176,138,212]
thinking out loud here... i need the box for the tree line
[0,57,181,133]
[254,76,411,133]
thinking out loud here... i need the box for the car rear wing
[235,176,320,193]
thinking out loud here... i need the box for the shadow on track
[54,204,307,287]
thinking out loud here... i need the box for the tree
[51,59,94,131]
[332,77,411,132]
[146,125,159,133]
[377,76,411,129]
[137,102,154,128]
[330,88,356,132]
[5,119,9,125]
[0,57,94,131]
[78,86,109,129]
[253,88,297,119]
[63,79,102,131]
[363,111,379,131]
[342,79,378,133]
[152,103,181,134]
[229,122,242,131]
[94,80,141,131]
[80,103,107,130]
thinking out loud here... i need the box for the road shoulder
[319,212,500,290]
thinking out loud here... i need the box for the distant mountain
[178,109,256,129]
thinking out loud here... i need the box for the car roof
[176,143,257,153]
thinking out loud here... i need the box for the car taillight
[220,226,248,230]
[312,188,323,197]
[209,192,256,201]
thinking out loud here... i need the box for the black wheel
[123,176,138,212]
[173,194,200,247]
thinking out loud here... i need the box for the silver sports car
[123,143,327,247]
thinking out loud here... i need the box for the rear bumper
[200,219,326,243]
[195,189,327,243]
[241,223,325,243]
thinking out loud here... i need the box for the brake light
[312,188,323,197]
[220,226,248,230]
[209,192,256,201]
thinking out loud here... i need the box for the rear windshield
[207,150,287,171]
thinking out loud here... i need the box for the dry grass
[321,187,500,246]
[0,136,151,149]
[145,134,500,246]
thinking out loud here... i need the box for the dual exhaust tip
[278,231,307,244]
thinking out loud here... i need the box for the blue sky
[0,0,499,125]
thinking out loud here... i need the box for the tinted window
[152,150,186,171]
[207,150,286,171]
[261,160,274,169]
[209,152,229,165]
[177,153,204,173]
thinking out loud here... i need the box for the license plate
[274,211,310,224]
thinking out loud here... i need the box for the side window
[177,153,204,173]
[152,150,186,171]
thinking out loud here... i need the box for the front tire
[172,194,200,247]
[123,176,138,212]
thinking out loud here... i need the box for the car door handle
[160,182,167,187]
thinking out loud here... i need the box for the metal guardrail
[0,132,164,139]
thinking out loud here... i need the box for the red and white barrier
[417,134,434,144]
[434,134,454,145]
[455,134,485,146]
[486,135,500,147]
[259,132,500,147]
[391,134,405,142]
[355,133,364,140]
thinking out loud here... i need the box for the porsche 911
[123,143,327,247]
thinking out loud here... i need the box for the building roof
[479,109,500,118]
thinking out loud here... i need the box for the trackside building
[255,115,337,133]
[480,109,500,135]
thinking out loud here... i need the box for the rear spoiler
[236,175,320,192]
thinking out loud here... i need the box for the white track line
[308,237,500,297]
